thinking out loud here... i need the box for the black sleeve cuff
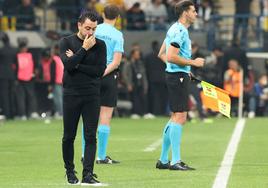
[171,42,180,48]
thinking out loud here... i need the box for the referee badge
[180,77,184,83]
[114,74,117,79]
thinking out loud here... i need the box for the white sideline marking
[144,139,162,152]
[212,118,246,188]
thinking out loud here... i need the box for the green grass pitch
[0,117,268,188]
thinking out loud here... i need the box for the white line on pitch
[212,118,246,188]
[143,138,162,152]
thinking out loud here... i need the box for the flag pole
[238,70,244,119]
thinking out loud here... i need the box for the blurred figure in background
[123,48,149,119]
[54,0,80,31]
[0,32,17,120]
[204,46,224,88]
[224,59,242,116]
[232,0,252,47]
[126,2,147,30]
[223,40,250,82]
[189,42,211,122]
[47,45,64,118]
[197,0,213,27]
[144,40,167,116]
[16,0,37,30]
[15,39,39,120]
[146,0,168,30]
[38,48,54,115]
[248,74,268,118]
[81,0,104,23]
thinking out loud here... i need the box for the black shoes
[66,170,80,185]
[169,161,196,171]
[156,160,195,171]
[81,157,84,164]
[156,160,170,169]
[96,156,120,164]
[81,172,101,186]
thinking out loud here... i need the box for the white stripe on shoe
[81,182,109,186]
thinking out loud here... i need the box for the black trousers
[148,83,168,115]
[16,81,38,116]
[62,95,100,175]
[131,86,147,115]
[0,79,14,119]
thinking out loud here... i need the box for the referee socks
[159,121,171,164]
[169,122,183,165]
[97,125,110,160]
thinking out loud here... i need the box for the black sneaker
[66,170,80,185]
[96,156,120,164]
[156,160,170,169]
[81,157,84,164]
[169,161,196,171]
[81,172,101,186]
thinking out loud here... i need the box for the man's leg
[169,112,195,170]
[170,112,186,165]
[156,119,171,169]
[97,106,114,161]
[81,96,100,182]
[62,95,81,184]
[159,120,171,164]
[16,82,26,118]
[81,106,114,162]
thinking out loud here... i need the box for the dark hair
[17,37,28,48]
[104,4,120,20]
[175,0,194,18]
[78,10,99,23]
[151,40,159,51]
[0,31,10,45]
[130,48,140,57]
[42,48,51,57]
[133,2,140,8]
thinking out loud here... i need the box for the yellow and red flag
[200,81,231,118]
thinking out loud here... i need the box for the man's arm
[77,41,107,77]
[102,52,122,76]
[158,40,167,63]
[102,33,124,77]
[59,38,87,71]
[59,35,96,71]
[167,45,204,67]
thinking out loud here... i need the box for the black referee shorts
[165,72,190,112]
[100,71,118,107]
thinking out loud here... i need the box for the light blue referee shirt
[95,23,124,65]
[165,22,191,73]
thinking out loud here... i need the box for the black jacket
[59,34,106,96]
[0,45,17,80]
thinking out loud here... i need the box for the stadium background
[0,0,268,188]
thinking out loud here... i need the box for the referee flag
[200,81,231,118]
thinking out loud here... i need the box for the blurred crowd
[0,0,218,31]
[1,0,268,121]
[1,31,268,121]
[0,31,63,120]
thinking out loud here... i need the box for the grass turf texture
[0,117,267,188]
